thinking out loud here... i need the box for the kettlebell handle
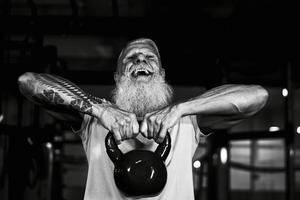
[105,132,123,164]
[155,133,171,161]
[105,132,171,163]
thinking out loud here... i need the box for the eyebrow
[125,47,158,57]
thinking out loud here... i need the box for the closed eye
[146,55,157,60]
[126,55,135,60]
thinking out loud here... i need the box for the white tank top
[75,115,205,200]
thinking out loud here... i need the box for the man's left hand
[140,104,182,143]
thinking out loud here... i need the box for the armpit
[190,115,212,139]
[198,126,214,136]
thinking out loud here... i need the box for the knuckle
[148,124,153,131]
[145,113,151,118]
[161,121,167,127]
[129,113,136,119]
[124,116,131,123]
[149,115,156,122]
[133,128,139,135]
[155,118,161,124]
[158,135,165,142]
[112,123,119,129]
[127,128,132,136]
[113,132,121,140]
[118,119,125,126]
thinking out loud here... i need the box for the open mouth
[131,68,153,78]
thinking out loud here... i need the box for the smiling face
[112,38,173,118]
[115,38,164,83]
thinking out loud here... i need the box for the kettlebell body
[105,132,171,197]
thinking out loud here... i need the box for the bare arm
[140,84,269,142]
[18,72,106,125]
[18,72,139,143]
[180,84,269,130]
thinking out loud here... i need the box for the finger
[125,123,133,139]
[115,119,126,141]
[140,119,148,137]
[131,116,139,137]
[156,123,168,143]
[153,118,162,140]
[147,118,154,139]
[140,127,148,139]
[112,129,122,145]
[120,123,129,141]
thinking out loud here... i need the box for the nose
[134,54,146,64]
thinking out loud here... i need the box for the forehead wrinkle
[128,38,159,50]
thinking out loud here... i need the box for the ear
[114,72,120,84]
[160,68,166,79]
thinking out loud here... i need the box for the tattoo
[25,73,104,116]
[44,89,65,104]
[41,74,100,105]
[33,89,64,105]
[70,99,93,114]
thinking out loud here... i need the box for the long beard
[112,74,173,118]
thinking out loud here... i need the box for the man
[18,38,269,200]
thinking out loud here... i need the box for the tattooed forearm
[70,98,93,115]
[33,89,65,104]
[40,73,101,105]
[18,72,106,117]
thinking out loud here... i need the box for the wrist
[91,100,111,119]
[80,95,112,120]
[177,98,204,117]
[176,101,189,117]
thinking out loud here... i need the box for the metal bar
[227,130,287,140]
[207,134,218,200]
[284,61,295,200]
[225,142,230,200]
[44,142,54,200]
[111,0,119,17]
[229,161,300,173]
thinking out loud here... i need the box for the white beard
[112,74,173,119]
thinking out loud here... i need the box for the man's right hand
[96,103,139,144]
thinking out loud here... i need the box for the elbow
[18,73,28,91]
[17,72,35,95]
[18,72,33,84]
[244,85,269,115]
[255,85,269,108]
[233,85,269,116]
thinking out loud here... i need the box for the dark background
[0,0,299,200]
[1,0,298,87]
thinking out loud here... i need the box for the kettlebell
[105,131,171,197]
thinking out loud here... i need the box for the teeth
[133,69,151,76]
